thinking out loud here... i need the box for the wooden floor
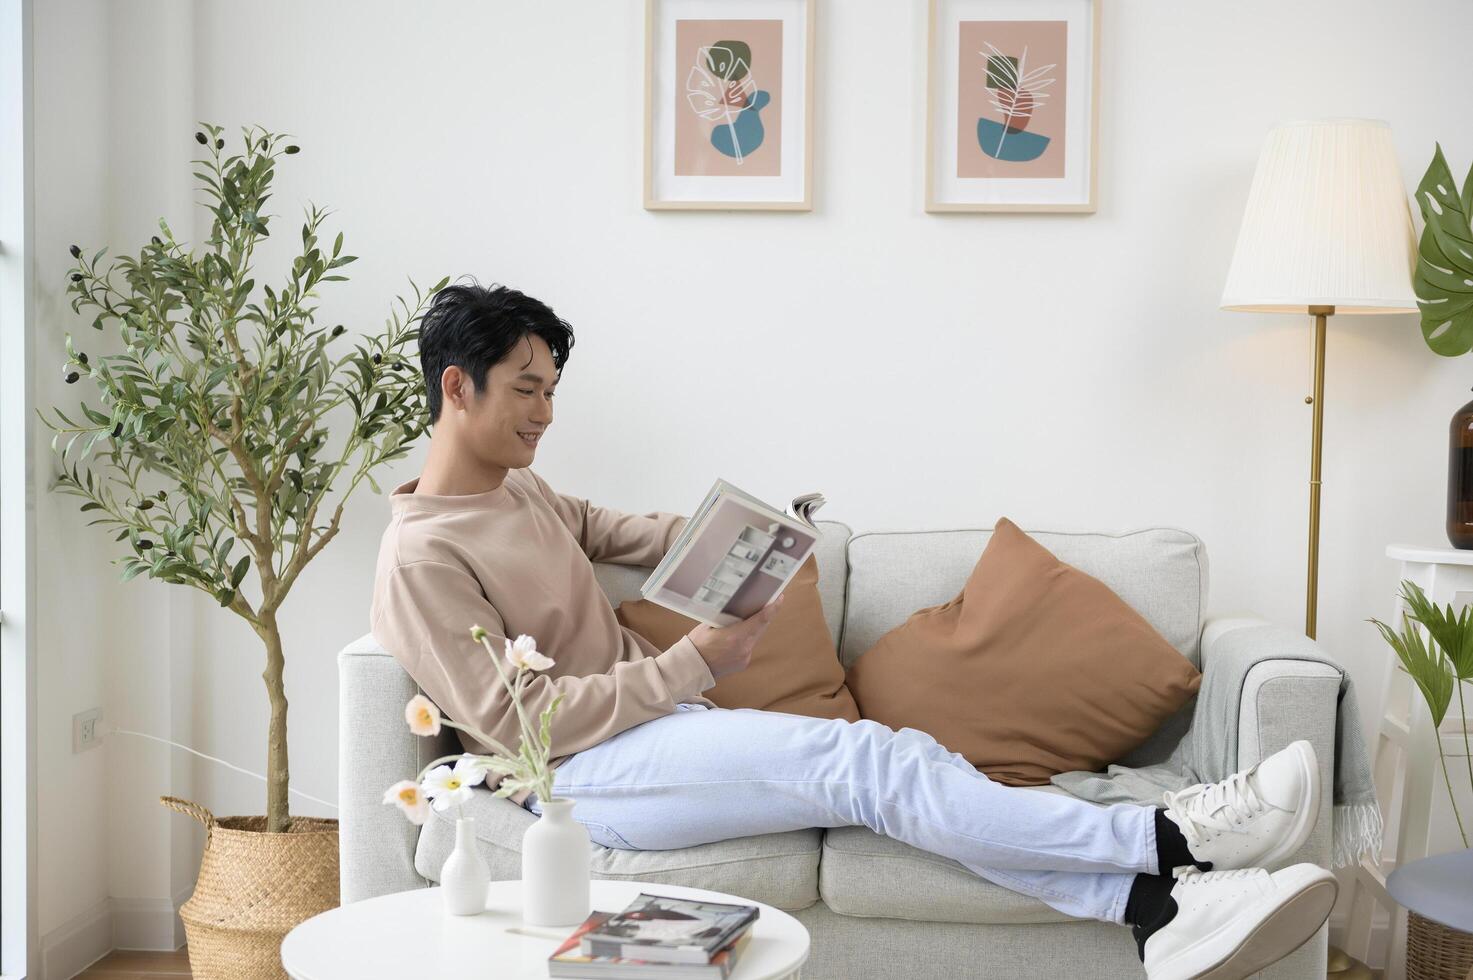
[66,943,1386,980]
[75,947,190,979]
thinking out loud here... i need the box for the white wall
[100,0,201,955]
[30,0,123,967]
[185,0,1473,814]
[30,1,201,973]
[30,0,1473,965]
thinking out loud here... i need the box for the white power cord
[107,725,339,811]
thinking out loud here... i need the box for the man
[371,282,1339,980]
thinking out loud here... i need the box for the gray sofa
[339,520,1341,979]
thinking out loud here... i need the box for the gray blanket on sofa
[1051,623,1383,870]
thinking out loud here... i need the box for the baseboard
[1329,909,1391,969]
[39,887,189,980]
[39,899,111,980]
[112,885,190,950]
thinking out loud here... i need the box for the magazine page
[719,479,826,531]
[640,483,821,628]
[640,479,726,594]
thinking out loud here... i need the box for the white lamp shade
[1220,118,1417,314]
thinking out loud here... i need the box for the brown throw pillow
[845,518,1201,785]
[616,554,861,722]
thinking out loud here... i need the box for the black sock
[1124,873,1179,961]
[1154,806,1211,875]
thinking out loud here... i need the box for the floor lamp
[1220,118,1418,641]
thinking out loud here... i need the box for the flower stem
[506,668,539,763]
[437,717,514,759]
[478,635,551,793]
[414,750,481,783]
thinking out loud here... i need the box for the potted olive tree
[44,122,445,977]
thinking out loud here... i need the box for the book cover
[640,479,827,628]
[550,911,752,978]
[549,909,613,960]
[580,892,760,964]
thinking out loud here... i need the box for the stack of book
[548,892,760,978]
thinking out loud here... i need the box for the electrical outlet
[73,707,103,753]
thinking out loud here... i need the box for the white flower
[404,694,442,736]
[504,634,555,672]
[382,780,430,825]
[422,756,486,811]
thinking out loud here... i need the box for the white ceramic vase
[441,816,490,916]
[522,798,591,926]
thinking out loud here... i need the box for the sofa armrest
[1188,617,1343,867]
[338,633,455,904]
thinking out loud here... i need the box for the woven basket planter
[162,796,339,979]
[1407,909,1473,980]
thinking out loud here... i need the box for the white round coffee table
[281,879,810,979]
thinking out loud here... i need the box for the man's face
[444,333,557,470]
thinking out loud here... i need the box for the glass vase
[1448,392,1473,549]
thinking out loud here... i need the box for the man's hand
[686,594,785,681]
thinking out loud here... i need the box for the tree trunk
[260,614,291,832]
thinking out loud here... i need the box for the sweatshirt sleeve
[522,468,689,565]
[370,559,714,762]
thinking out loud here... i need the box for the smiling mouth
[518,431,542,446]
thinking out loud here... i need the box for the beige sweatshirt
[369,467,716,806]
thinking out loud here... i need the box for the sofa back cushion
[839,522,1207,769]
[838,524,1207,669]
[845,518,1203,785]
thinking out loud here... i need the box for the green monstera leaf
[1413,144,1473,356]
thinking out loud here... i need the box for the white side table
[1343,545,1473,980]
[281,879,810,980]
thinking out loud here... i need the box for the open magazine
[640,478,827,628]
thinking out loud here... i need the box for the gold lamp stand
[1304,305,1333,641]
[1221,118,1420,980]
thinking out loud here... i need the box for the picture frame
[643,0,816,211]
[925,0,1100,213]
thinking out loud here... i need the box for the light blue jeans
[523,703,1159,923]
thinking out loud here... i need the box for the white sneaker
[1162,740,1319,873]
[1143,864,1338,980]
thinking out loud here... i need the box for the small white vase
[522,798,591,927]
[441,816,490,916]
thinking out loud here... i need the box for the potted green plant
[1369,581,1473,978]
[44,122,446,978]
[1409,146,1473,548]
[1369,581,1473,848]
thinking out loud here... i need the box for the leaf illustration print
[979,41,1056,163]
[686,40,762,164]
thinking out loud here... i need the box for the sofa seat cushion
[818,785,1091,925]
[415,789,822,911]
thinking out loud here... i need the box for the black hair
[417,280,575,423]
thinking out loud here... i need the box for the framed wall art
[644,0,815,211]
[926,0,1100,213]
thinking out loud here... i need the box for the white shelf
[1385,544,1473,566]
